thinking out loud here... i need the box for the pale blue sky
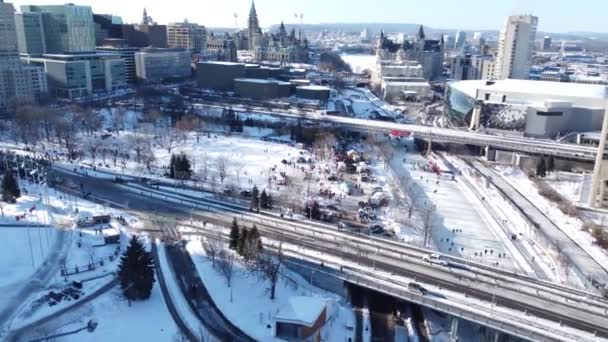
[8,0,607,33]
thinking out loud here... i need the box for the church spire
[142,8,149,25]
[418,25,425,40]
[249,0,257,19]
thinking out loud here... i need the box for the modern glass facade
[135,49,191,83]
[21,4,95,53]
[15,12,45,55]
[444,83,476,126]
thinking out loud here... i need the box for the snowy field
[186,236,356,342]
[340,54,377,74]
[22,285,178,342]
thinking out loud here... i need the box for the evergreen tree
[250,185,260,212]
[260,189,269,209]
[1,172,20,203]
[168,154,177,178]
[229,217,239,250]
[250,225,263,253]
[266,193,273,209]
[117,236,155,303]
[536,158,547,178]
[237,228,249,256]
[169,153,192,179]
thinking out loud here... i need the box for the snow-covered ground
[23,285,178,342]
[0,177,138,338]
[386,140,514,269]
[340,54,376,74]
[496,166,608,283]
[186,236,356,342]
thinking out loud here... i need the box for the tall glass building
[20,4,95,53]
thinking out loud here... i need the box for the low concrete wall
[285,259,348,298]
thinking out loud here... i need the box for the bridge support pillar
[493,331,501,342]
[449,317,460,341]
[469,103,482,131]
[426,139,432,156]
[484,146,496,161]
[589,103,608,207]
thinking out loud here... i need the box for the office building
[93,9,167,48]
[234,78,291,100]
[0,0,47,112]
[196,61,245,91]
[134,48,191,83]
[20,4,96,53]
[22,53,125,99]
[454,31,467,49]
[167,21,206,52]
[14,12,45,55]
[451,54,494,80]
[542,36,552,51]
[96,38,139,84]
[494,15,538,80]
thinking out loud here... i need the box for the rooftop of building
[297,85,331,91]
[450,79,608,101]
[234,78,281,84]
[199,61,242,66]
[274,296,327,327]
[138,48,187,54]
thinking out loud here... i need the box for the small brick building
[274,296,328,342]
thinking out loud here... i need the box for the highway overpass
[51,166,608,342]
[187,99,600,162]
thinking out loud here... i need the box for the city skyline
[6,0,608,34]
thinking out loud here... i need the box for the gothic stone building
[377,25,445,80]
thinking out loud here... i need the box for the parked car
[240,190,252,197]
[423,253,449,266]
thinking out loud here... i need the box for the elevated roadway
[52,167,608,342]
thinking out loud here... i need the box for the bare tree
[312,132,337,161]
[160,127,179,153]
[248,240,292,300]
[87,244,97,265]
[209,173,218,194]
[98,139,110,164]
[217,247,236,295]
[217,157,228,184]
[197,155,209,184]
[113,106,127,133]
[128,135,149,165]
[110,139,125,167]
[422,204,436,248]
[141,147,156,173]
[202,234,223,268]
[84,137,101,163]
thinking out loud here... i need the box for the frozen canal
[389,140,515,270]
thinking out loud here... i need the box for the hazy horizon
[7,0,608,34]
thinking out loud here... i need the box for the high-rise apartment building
[0,0,47,112]
[20,4,96,53]
[542,36,552,51]
[494,14,538,80]
[167,21,206,52]
[454,31,467,49]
